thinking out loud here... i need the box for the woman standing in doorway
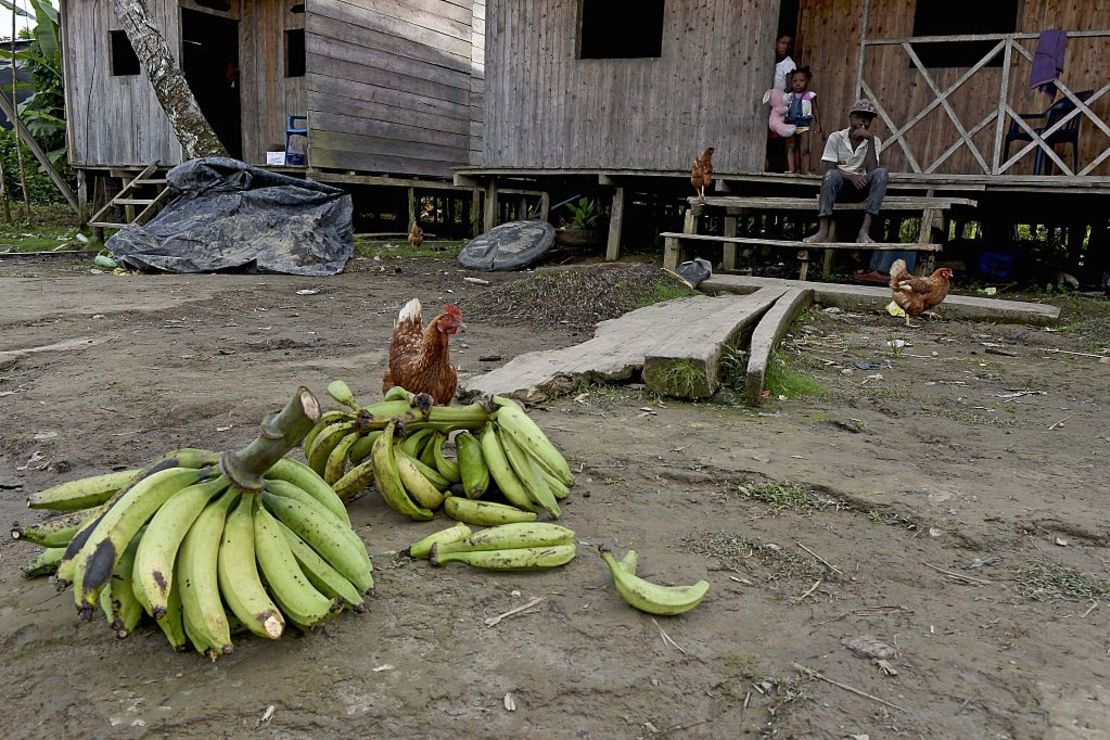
[773,34,796,91]
[766,34,797,172]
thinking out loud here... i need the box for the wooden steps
[88,162,172,231]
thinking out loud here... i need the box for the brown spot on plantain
[153,570,168,594]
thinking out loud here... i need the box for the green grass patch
[764,351,827,399]
[630,281,698,309]
[736,481,821,512]
[0,204,84,253]
[1053,294,1110,350]
[863,384,909,402]
[718,346,749,391]
[652,359,705,397]
[1015,563,1109,601]
[355,237,465,260]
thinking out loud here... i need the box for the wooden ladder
[89,163,173,230]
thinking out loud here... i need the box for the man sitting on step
[804,98,888,245]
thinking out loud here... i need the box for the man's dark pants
[816,167,911,272]
[817,166,889,217]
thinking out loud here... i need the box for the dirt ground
[0,251,1108,739]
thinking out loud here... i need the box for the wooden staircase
[89,163,173,231]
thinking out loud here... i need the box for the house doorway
[181,8,241,158]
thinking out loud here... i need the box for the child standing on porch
[784,67,821,174]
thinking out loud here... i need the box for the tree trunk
[111,0,227,159]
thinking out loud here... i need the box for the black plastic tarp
[106,157,354,276]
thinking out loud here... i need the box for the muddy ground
[0,250,1108,739]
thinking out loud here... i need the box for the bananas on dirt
[11,388,373,658]
[599,546,709,616]
[406,521,578,571]
[303,381,491,499]
[305,384,576,524]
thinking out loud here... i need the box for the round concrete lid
[458,220,556,271]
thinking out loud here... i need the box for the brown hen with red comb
[382,299,464,405]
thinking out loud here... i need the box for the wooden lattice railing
[857,31,1110,177]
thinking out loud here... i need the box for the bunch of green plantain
[303,381,491,499]
[12,388,374,658]
[599,545,710,616]
[405,521,577,571]
[363,393,576,523]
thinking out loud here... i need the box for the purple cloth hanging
[1030,29,1067,97]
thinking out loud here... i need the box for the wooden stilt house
[60,0,487,229]
[458,0,1110,280]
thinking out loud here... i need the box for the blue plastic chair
[285,115,308,165]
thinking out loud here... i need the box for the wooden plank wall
[240,0,306,162]
[796,0,1110,176]
[482,0,779,172]
[470,0,485,165]
[62,0,183,167]
[63,0,297,167]
[305,0,480,176]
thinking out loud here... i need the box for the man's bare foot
[856,232,876,244]
[803,230,829,244]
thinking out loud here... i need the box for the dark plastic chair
[1003,90,1094,175]
[285,114,308,166]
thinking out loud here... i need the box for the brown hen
[691,147,715,202]
[889,259,953,327]
[382,299,463,405]
[408,220,424,248]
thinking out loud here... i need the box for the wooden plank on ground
[744,289,815,406]
[702,275,1060,326]
[464,291,784,399]
[642,288,786,398]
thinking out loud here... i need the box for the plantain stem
[220,387,321,491]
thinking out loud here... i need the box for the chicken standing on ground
[691,147,715,203]
[408,219,424,248]
[382,299,464,405]
[888,259,954,327]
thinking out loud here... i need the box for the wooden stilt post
[539,191,550,222]
[917,207,942,274]
[722,215,738,271]
[606,186,625,261]
[663,235,682,270]
[683,207,697,236]
[483,180,498,232]
[77,169,89,227]
[470,188,482,237]
[122,174,136,223]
